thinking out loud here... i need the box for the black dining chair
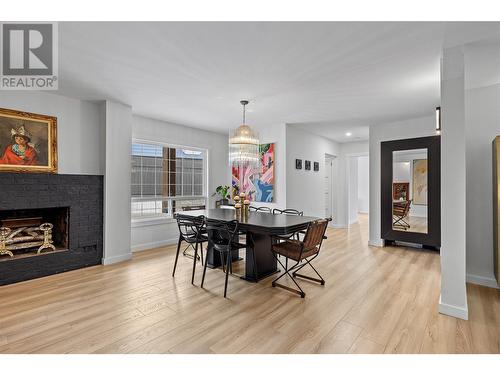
[273,208,304,241]
[272,208,303,216]
[172,215,208,285]
[249,206,272,213]
[179,206,207,259]
[201,219,247,298]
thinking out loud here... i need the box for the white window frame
[131,139,209,225]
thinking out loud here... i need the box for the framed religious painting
[0,108,57,173]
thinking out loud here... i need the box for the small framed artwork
[314,161,319,171]
[305,160,311,170]
[0,107,58,173]
[295,159,302,169]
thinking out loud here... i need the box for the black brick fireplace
[0,173,103,285]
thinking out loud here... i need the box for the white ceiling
[57,22,500,142]
[290,121,370,143]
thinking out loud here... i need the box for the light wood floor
[1,214,499,354]
[393,215,427,234]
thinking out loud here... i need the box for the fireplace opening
[0,207,70,262]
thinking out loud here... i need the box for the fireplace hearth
[0,173,103,285]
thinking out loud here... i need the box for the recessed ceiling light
[345,132,352,137]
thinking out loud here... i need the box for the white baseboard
[368,239,384,247]
[132,238,178,252]
[466,273,499,289]
[438,295,469,320]
[102,252,132,265]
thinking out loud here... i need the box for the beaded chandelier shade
[229,100,260,169]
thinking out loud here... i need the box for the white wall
[357,156,369,214]
[439,46,469,319]
[285,128,367,226]
[286,126,340,219]
[369,115,435,247]
[0,91,104,175]
[393,162,411,183]
[103,101,132,265]
[464,40,500,289]
[131,115,229,251]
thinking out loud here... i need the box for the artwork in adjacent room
[0,108,57,173]
[305,160,311,170]
[295,158,302,169]
[314,161,319,171]
[232,143,274,202]
[393,182,409,201]
[412,159,428,205]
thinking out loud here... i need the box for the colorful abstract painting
[232,143,274,202]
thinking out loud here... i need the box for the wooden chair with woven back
[271,218,330,298]
[392,199,412,230]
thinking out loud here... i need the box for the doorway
[347,154,370,227]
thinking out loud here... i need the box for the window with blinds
[131,142,207,220]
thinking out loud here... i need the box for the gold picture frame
[0,107,57,173]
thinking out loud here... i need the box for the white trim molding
[131,217,175,228]
[102,252,133,265]
[466,273,500,289]
[438,295,469,320]
[368,239,385,247]
[132,238,178,252]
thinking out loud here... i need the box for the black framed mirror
[381,136,440,249]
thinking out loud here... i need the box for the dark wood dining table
[175,208,319,282]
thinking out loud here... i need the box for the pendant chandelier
[229,100,260,169]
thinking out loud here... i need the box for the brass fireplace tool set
[0,222,56,258]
